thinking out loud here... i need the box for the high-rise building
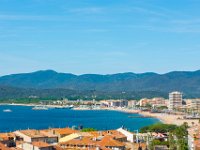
[168,91,183,110]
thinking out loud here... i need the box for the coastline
[1,103,199,126]
[73,107,140,113]
[138,111,199,126]
[73,107,200,126]
[0,103,36,106]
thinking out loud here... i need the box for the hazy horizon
[1,68,200,77]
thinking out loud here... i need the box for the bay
[0,105,160,132]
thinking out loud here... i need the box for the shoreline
[72,107,140,113]
[73,107,200,126]
[1,103,199,126]
[0,103,37,106]
[138,111,199,126]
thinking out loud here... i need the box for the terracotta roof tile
[53,128,77,135]
[99,135,125,147]
[31,141,51,148]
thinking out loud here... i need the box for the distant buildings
[137,98,168,108]
[168,91,183,110]
[185,99,200,112]
[128,100,137,108]
[100,100,128,108]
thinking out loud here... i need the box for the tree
[140,123,177,133]
[142,123,188,150]
[81,128,97,132]
[168,133,176,150]
[173,124,188,150]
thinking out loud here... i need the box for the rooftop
[52,128,77,135]
[31,141,52,148]
[15,129,57,138]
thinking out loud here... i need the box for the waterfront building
[128,100,137,108]
[138,98,151,107]
[186,99,200,112]
[111,100,121,107]
[100,100,111,107]
[100,100,128,108]
[168,91,183,110]
[151,98,168,108]
[138,98,168,108]
[120,100,128,107]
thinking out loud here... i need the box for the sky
[0,0,200,76]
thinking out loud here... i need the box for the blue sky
[0,0,200,75]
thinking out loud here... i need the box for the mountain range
[0,70,200,99]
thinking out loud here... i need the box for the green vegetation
[81,128,97,132]
[172,124,188,150]
[0,98,41,104]
[1,70,200,98]
[0,86,168,102]
[141,123,188,150]
[156,106,168,110]
[144,103,152,109]
[148,140,168,150]
[140,123,177,133]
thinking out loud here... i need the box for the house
[89,130,127,142]
[50,128,77,139]
[18,141,53,150]
[59,132,92,143]
[117,128,134,142]
[14,129,58,144]
[99,135,125,150]
[59,135,125,150]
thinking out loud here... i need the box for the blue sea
[0,105,159,132]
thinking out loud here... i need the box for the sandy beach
[139,111,199,126]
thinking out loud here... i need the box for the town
[1,91,200,150]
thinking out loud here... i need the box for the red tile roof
[31,141,52,148]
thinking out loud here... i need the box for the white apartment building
[191,99,200,112]
[168,91,183,110]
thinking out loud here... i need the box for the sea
[0,105,160,132]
